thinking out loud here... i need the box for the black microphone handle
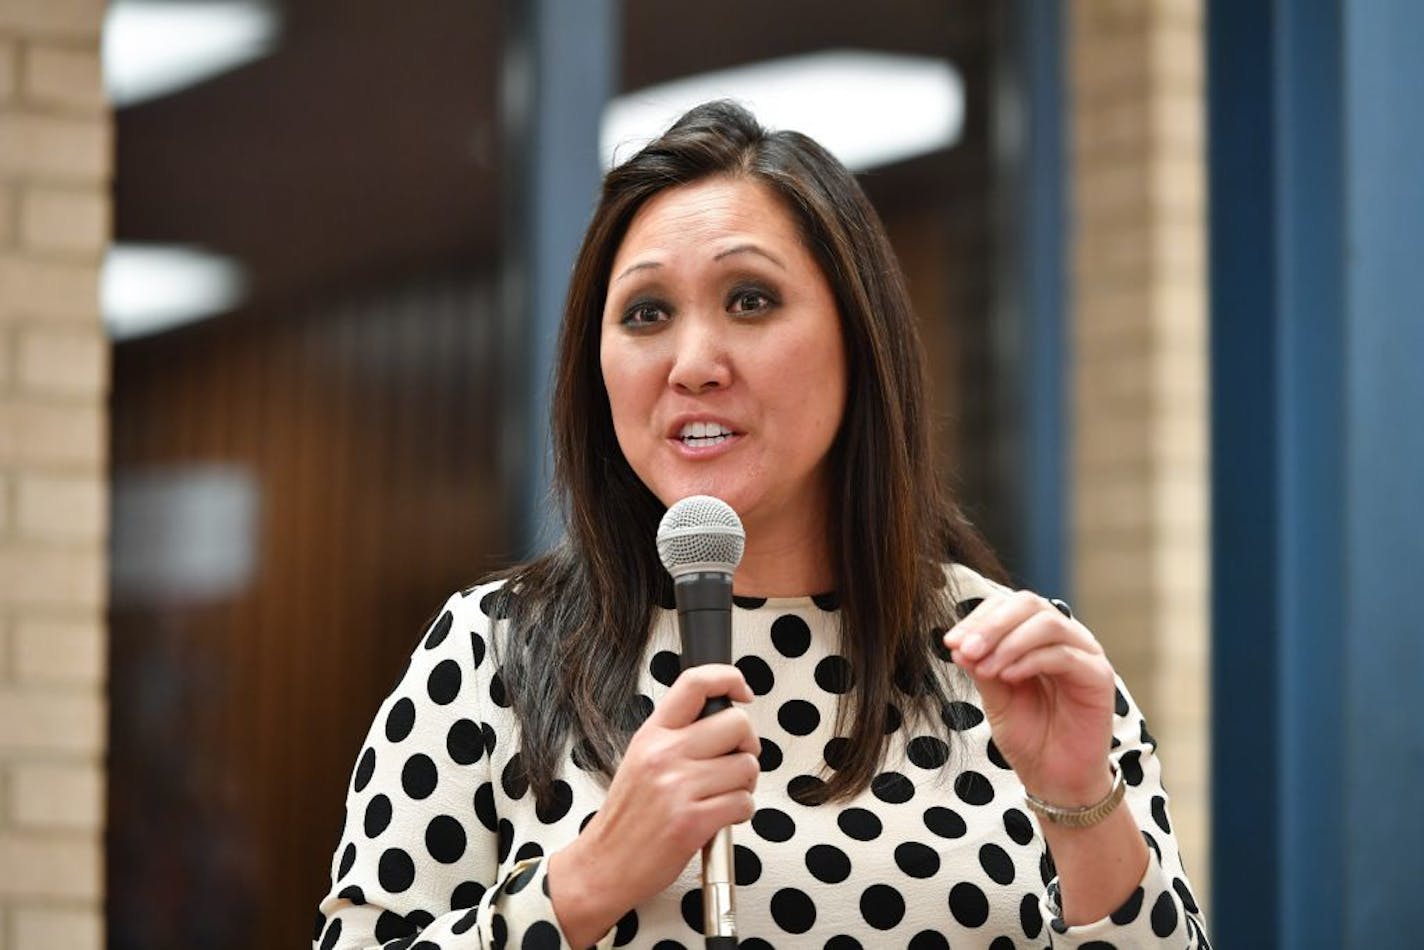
[674,572,734,719]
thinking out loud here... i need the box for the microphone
[656,496,745,950]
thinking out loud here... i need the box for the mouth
[675,420,738,448]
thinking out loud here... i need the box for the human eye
[727,284,778,316]
[620,297,670,328]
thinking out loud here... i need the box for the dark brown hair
[495,100,1005,807]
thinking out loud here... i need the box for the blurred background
[0,0,1419,947]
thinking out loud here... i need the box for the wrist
[548,837,624,948]
[1025,765,1125,829]
[1024,763,1116,809]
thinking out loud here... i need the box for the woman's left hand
[942,590,1117,805]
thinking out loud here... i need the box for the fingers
[998,643,1114,685]
[648,664,753,729]
[682,706,760,758]
[945,591,1099,670]
[971,610,1100,678]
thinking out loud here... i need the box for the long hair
[495,100,1005,807]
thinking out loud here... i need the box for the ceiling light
[601,50,965,172]
[103,0,282,108]
[103,244,248,341]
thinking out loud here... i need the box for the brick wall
[0,0,110,946]
[1068,0,1211,903]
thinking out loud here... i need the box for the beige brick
[0,688,103,754]
[19,186,108,254]
[0,543,104,608]
[16,325,108,396]
[0,35,16,103]
[10,762,103,829]
[13,616,105,685]
[13,907,103,950]
[0,400,105,466]
[0,323,12,388]
[0,833,101,900]
[0,254,101,320]
[16,472,105,541]
[0,0,105,39]
[22,43,104,112]
[0,182,15,244]
[0,113,110,182]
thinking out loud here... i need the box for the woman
[315,101,1209,949]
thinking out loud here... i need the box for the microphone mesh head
[656,495,746,577]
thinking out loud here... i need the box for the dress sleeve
[312,586,616,950]
[1039,677,1212,949]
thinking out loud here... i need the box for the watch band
[1024,767,1126,828]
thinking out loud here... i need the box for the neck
[732,509,836,599]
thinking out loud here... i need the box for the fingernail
[960,632,986,659]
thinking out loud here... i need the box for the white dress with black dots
[315,565,1210,949]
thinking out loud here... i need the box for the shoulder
[941,561,1014,612]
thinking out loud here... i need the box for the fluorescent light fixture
[601,50,965,172]
[103,0,282,108]
[103,244,248,341]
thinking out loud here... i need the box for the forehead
[611,176,804,267]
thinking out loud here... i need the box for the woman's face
[600,176,848,538]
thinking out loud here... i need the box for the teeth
[679,421,731,440]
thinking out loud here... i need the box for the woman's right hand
[548,664,759,947]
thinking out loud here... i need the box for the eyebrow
[612,243,786,284]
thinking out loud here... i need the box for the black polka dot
[1019,891,1044,938]
[988,938,1016,950]
[955,597,984,619]
[470,631,486,668]
[736,655,775,695]
[948,881,989,927]
[778,700,821,736]
[752,807,796,843]
[735,844,762,885]
[838,807,883,841]
[771,614,811,657]
[337,884,365,905]
[536,780,573,824]
[1141,718,1158,749]
[812,591,839,610]
[787,774,827,803]
[923,805,967,839]
[407,909,435,931]
[823,736,851,770]
[650,650,681,687]
[954,770,994,806]
[480,588,511,619]
[570,738,598,771]
[378,848,416,893]
[1039,849,1057,886]
[1151,890,1179,937]
[425,610,453,649]
[401,754,438,799]
[313,911,325,941]
[814,655,855,693]
[805,843,851,883]
[1111,887,1145,924]
[319,918,342,950]
[482,722,497,755]
[679,888,703,933]
[514,841,544,863]
[353,747,376,793]
[1003,807,1035,845]
[909,931,949,950]
[733,594,767,609]
[446,719,484,765]
[386,697,416,742]
[490,671,510,707]
[942,700,985,730]
[364,794,392,838]
[893,841,940,878]
[978,843,1015,885]
[1115,686,1130,717]
[986,737,1012,770]
[612,909,639,946]
[871,770,915,804]
[502,753,529,800]
[907,735,950,769]
[770,887,817,933]
[579,811,597,833]
[1143,829,1162,863]
[932,627,954,663]
[894,664,928,696]
[860,883,905,929]
[823,937,861,950]
[648,942,683,950]
[758,737,783,772]
[623,694,655,730]
[504,862,538,894]
[497,818,514,863]
[884,703,903,734]
[452,908,479,935]
[1079,942,1117,950]
[522,919,561,949]
[426,814,467,864]
[452,880,486,910]
[337,842,356,879]
[375,910,415,941]
[428,658,462,705]
[1151,795,1171,833]
[491,914,509,947]
[1173,877,1200,914]
[1120,750,1145,786]
[473,782,497,832]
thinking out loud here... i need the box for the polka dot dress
[315,565,1210,948]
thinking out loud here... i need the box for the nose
[666,317,731,394]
